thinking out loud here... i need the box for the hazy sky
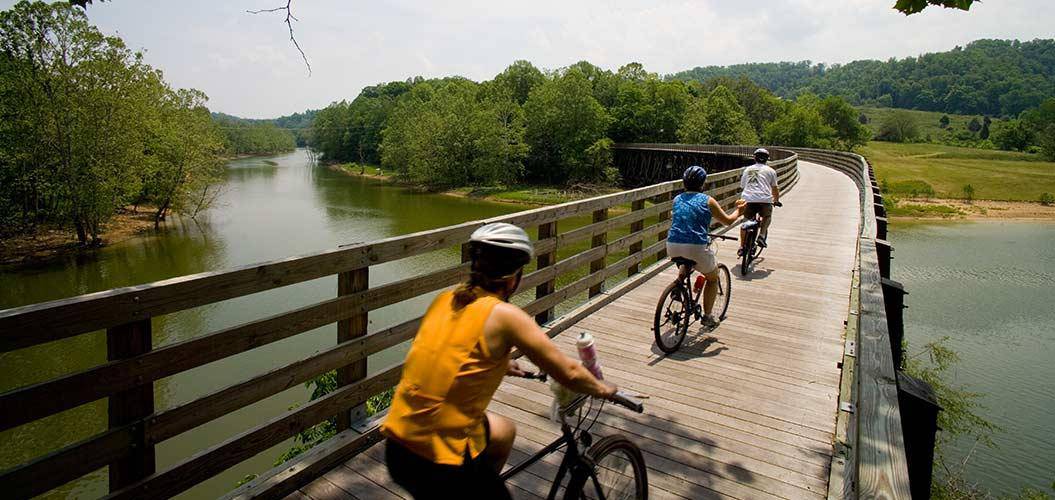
[9,0,1050,118]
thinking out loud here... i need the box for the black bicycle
[502,372,648,500]
[652,233,735,354]
[739,202,781,276]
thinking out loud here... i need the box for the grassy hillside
[861,141,1055,202]
[857,107,1004,143]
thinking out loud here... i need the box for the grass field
[857,106,1005,143]
[861,141,1055,202]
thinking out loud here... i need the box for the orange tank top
[380,290,509,465]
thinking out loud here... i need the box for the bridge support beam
[535,221,558,324]
[875,216,888,240]
[106,318,156,491]
[337,267,369,431]
[897,371,941,500]
[627,200,645,277]
[881,277,907,370]
[589,209,608,297]
[875,239,892,279]
[874,202,887,219]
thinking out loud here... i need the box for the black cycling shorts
[384,422,512,500]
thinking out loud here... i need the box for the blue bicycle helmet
[682,165,707,191]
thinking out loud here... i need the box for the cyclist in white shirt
[738,148,779,256]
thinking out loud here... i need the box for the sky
[7,0,1051,118]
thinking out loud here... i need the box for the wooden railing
[0,154,798,499]
[790,148,915,499]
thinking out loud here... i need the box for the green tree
[491,60,545,105]
[523,69,612,182]
[893,0,976,15]
[764,101,835,148]
[876,110,921,143]
[609,76,690,143]
[676,85,758,145]
[992,119,1035,151]
[818,96,870,150]
[967,117,982,133]
[939,115,950,128]
[1037,125,1055,161]
[380,80,527,188]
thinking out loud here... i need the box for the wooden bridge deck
[292,161,859,500]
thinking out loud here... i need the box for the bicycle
[738,201,781,276]
[502,372,648,500]
[652,233,735,354]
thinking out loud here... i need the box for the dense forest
[670,39,1055,117]
[211,110,314,149]
[310,63,868,188]
[0,2,227,241]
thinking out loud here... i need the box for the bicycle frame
[499,395,610,500]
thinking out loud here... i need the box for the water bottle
[694,275,706,293]
[576,331,604,380]
[549,378,576,422]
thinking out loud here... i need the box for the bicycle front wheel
[583,435,648,500]
[714,264,732,320]
[653,280,690,354]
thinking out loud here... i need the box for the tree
[979,119,990,140]
[967,117,982,133]
[939,115,950,128]
[1036,125,1055,161]
[893,0,976,15]
[523,69,612,183]
[491,60,544,105]
[764,101,835,148]
[876,110,921,143]
[818,96,870,150]
[992,119,1035,151]
[676,85,758,145]
[859,113,870,125]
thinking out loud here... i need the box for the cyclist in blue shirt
[666,165,746,327]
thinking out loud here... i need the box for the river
[0,149,532,498]
[890,220,1055,496]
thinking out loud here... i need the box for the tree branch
[248,0,311,76]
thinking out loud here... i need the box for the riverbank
[886,197,1055,220]
[0,208,159,266]
[326,163,621,206]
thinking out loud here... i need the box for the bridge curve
[0,146,916,499]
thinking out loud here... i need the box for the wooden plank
[0,426,134,499]
[147,318,419,444]
[534,221,557,324]
[0,264,464,433]
[106,319,155,491]
[105,365,404,500]
[337,268,369,431]
[588,208,608,297]
[627,199,646,276]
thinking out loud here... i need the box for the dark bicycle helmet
[753,148,770,163]
[682,165,707,191]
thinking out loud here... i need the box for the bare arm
[491,303,615,398]
[708,197,745,226]
[772,184,781,205]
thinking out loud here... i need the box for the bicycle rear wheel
[653,280,690,354]
[583,435,648,500]
[714,264,732,320]
[740,232,754,276]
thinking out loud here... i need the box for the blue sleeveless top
[667,192,712,245]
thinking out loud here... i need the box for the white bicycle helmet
[753,148,770,160]
[470,223,534,259]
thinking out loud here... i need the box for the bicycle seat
[671,257,696,267]
[742,220,759,230]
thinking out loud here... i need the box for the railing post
[656,191,672,260]
[897,371,941,500]
[874,202,887,219]
[589,209,608,298]
[337,267,369,431]
[535,221,557,324]
[106,318,155,492]
[875,216,889,241]
[881,277,908,370]
[876,239,892,279]
[627,199,645,277]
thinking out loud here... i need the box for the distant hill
[670,39,1055,117]
[210,109,317,130]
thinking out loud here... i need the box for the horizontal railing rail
[1,150,798,500]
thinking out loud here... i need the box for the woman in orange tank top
[381,223,617,499]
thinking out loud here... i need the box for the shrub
[962,184,975,203]
[1040,193,1055,206]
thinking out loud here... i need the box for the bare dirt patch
[1,209,158,265]
[895,198,1055,220]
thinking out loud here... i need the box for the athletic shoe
[736,248,745,257]
[701,314,721,328]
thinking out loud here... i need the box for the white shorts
[666,242,718,274]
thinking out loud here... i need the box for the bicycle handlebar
[708,233,738,241]
[610,391,644,413]
[515,372,644,413]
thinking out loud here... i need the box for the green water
[890,220,1055,496]
[0,150,535,498]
